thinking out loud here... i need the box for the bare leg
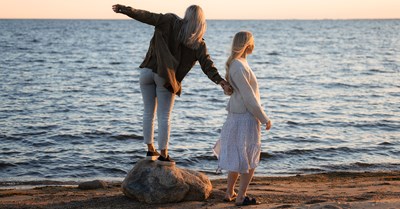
[236,168,255,204]
[225,171,239,200]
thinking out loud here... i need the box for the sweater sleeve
[196,42,224,84]
[120,6,163,26]
[230,64,270,124]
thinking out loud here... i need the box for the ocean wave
[368,68,394,74]
[297,168,325,173]
[11,131,48,137]
[110,61,123,65]
[272,146,369,158]
[111,134,143,140]
[286,121,323,127]
[271,135,329,143]
[260,152,274,159]
[21,171,45,177]
[0,162,17,169]
[0,134,22,141]
[32,141,57,147]
[321,162,400,171]
[253,61,271,65]
[93,166,127,175]
[192,155,218,161]
[326,120,400,131]
[323,82,361,89]
[379,142,394,146]
[16,47,31,51]
[267,51,280,56]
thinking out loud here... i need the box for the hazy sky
[1,0,399,20]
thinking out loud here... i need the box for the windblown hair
[225,31,254,82]
[178,5,206,50]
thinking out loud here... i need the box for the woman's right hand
[112,4,125,13]
[266,120,272,131]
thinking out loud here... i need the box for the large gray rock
[121,159,212,204]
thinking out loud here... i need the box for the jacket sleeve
[120,6,163,26]
[196,42,224,84]
[230,64,270,124]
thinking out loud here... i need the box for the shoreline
[1,171,399,209]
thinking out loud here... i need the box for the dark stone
[78,180,107,190]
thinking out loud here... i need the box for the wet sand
[1,171,399,209]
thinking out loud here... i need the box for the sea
[0,19,399,182]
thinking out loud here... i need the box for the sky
[0,0,399,20]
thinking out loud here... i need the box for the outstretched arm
[112,4,162,26]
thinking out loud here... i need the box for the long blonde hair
[225,31,254,82]
[178,5,206,50]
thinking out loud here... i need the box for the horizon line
[1,18,400,21]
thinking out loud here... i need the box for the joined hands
[220,80,233,96]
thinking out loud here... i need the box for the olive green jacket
[120,7,224,96]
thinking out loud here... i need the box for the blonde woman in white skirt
[213,31,272,206]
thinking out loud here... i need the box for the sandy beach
[1,171,399,209]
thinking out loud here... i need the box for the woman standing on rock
[214,31,272,206]
[112,4,232,166]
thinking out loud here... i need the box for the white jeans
[139,68,175,150]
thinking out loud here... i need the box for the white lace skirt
[213,112,261,173]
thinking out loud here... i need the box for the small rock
[78,180,107,190]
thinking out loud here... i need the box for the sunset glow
[1,0,399,20]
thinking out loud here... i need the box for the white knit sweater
[226,58,270,124]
